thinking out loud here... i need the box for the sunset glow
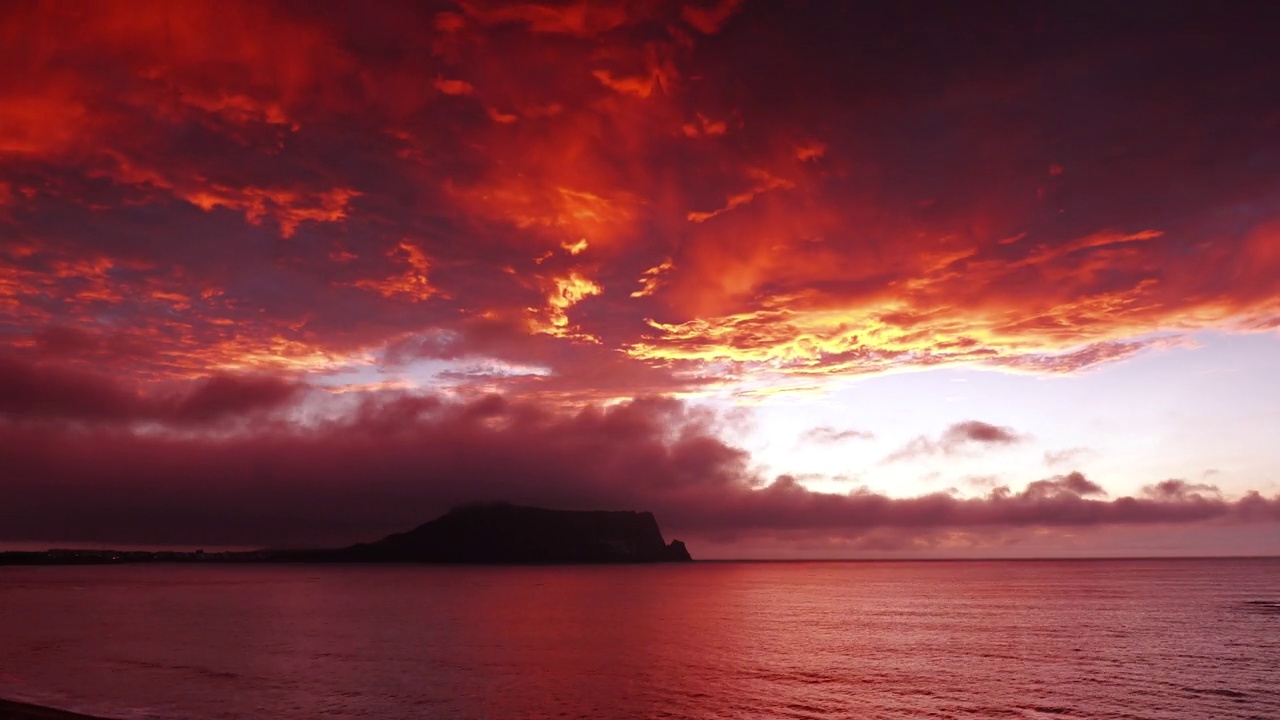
[2,0,1279,556]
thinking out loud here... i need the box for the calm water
[1,560,1278,719]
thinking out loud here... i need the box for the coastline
[0,699,115,720]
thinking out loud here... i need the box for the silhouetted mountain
[338,503,693,563]
[0,504,694,565]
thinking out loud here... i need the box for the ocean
[1,559,1277,719]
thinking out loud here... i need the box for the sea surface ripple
[1,559,1278,719]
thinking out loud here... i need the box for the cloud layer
[2,357,1277,550]
[2,1,1278,396]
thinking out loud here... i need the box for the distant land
[0,504,693,566]
[0,697,108,720]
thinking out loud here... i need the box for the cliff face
[343,504,693,563]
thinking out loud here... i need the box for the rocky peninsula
[337,504,692,563]
[0,504,693,565]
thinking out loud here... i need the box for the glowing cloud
[352,242,441,302]
[531,271,603,341]
[631,258,675,298]
[2,1,1279,554]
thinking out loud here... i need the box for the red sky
[2,0,1279,556]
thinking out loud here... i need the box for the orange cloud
[626,214,1277,380]
[433,77,475,96]
[352,242,441,302]
[0,87,89,155]
[681,0,747,34]
[486,106,520,123]
[0,247,135,310]
[452,179,639,249]
[1,1,351,152]
[687,168,795,222]
[1011,229,1164,269]
[631,258,675,298]
[561,238,589,255]
[183,185,360,238]
[2,0,1278,403]
[95,153,363,240]
[592,69,659,98]
[203,335,366,374]
[682,113,729,138]
[530,270,603,341]
[458,0,632,37]
[176,91,293,128]
[795,141,826,162]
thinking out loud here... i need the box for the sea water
[1,559,1278,719]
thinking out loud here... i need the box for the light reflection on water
[1,559,1278,719]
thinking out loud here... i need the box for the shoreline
[0,698,116,720]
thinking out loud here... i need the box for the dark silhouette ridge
[338,503,693,563]
[0,697,116,719]
[0,504,694,565]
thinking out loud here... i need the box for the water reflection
[1,560,1278,719]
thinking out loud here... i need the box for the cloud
[1144,479,1222,500]
[1014,471,1107,499]
[800,426,874,444]
[0,392,751,546]
[1,387,1277,550]
[2,1,1278,399]
[1045,447,1090,467]
[886,420,1027,462]
[457,0,634,37]
[944,421,1024,445]
[964,474,1002,489]
[0,354,301,426]
[168,374,303,424]
[350,241,441,302]
[681,0,747,34]
[2,2,1280,557]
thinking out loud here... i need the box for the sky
[2,0,1279,557]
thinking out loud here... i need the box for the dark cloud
[0,354,147,423]
[0,354,301,426]
[1015,471,1107,499]
[1144,479,1221,500]
[169,374,303,424]
[944,421,1024,445]
[1045,447,1090,467]
[886,420,1027,462]
[1,390,1277,550]
[0,393,751,547]
[800,426,874,444]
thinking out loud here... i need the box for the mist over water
[2,559,1278,719]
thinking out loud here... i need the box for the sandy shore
[0,699,116,720]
